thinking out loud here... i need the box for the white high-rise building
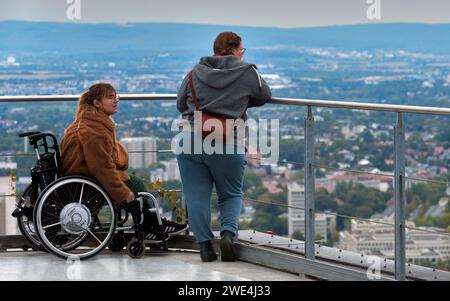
[163,159,181,181]
[120,137,157,169]
[288,182,305,220]
[287,182,328,241]
[0,176,17,235]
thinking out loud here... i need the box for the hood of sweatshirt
[192,55,256,89]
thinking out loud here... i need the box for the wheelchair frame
[13,131,167,260]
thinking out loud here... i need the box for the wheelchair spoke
[45,231,62,243]
[44,230,83,248]
[78,183,84,204]
[43,221,61,229]
[87,229,102,245]
[45,194,65,210]
[83,189,104,212]
[84,199,102,215]
[42,215,59,224]
[42,211,60,221]
[64,183,76,203]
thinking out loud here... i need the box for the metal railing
[1,94,450,280]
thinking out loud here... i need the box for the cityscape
[0,21,449,271]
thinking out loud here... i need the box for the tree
[250,211,273,232]
[238,220,252,230]
[315,168,326,178]
[290,170,304,181]
[161,180,182,190]
[332,181,390,220]
[336,203,354,230]
[279,139,305,164]
[291,231,304,241]
[243,171,263,193]
[273,217,288,236]
[411,179,447,206]
[359,129,375,144]
[247,186,268,200]
[315,188,337,212]
[436,127,450,148]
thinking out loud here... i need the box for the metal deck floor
[0,249,306,281]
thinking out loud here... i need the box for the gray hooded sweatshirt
[177,55,272,124]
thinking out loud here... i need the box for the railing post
[304,106,315,260]
[394,112,406,281]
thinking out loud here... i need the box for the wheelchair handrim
[34,177,116,259]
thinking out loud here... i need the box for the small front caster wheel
[127,239,145,258]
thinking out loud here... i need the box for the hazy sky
[1,0,450,28]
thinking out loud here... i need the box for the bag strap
[188,71,200,111]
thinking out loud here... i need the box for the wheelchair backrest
[19,131,63,190]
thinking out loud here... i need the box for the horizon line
[2,19,450,30]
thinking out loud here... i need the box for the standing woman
[176,32,272,261]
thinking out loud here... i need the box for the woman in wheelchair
[60,83,188,243]
[13,83,187,260]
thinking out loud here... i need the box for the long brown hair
[76,83,116,118]
[213,32,242,56]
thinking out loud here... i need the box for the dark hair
[213,32,242,56]
[76,83,116,118]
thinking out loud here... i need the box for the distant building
[0,176,17,235]
[0,162,17,170]
[162,159,181,181]
[371,205,395,220]
[16,177,32,193]
[315,172,392,193]
[341,124,366,139]
[150,168,168,183]
[425,197,449,218]
[287,182,328,242]
[331,173,392,192]
[288,182,305,220]
[240,205,256,222]
[120,137,157,169]
[263,179,283,194]
[339,218,450,263]
[149,159,181,183]
[246,148,262,167]
[315,177,336,193]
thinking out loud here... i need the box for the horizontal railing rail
[1,94,450,115]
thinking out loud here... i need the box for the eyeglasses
[106,94,119,101]
[240,48,247,55]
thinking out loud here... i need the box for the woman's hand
[125,191,135,203]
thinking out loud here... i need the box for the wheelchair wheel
[127,238,145,258]
[16,184,86,252]
[16,184,41,247]
[33,176,116,260]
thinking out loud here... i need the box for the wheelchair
[12,131,168,260]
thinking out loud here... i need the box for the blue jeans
[176,133,247,243]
